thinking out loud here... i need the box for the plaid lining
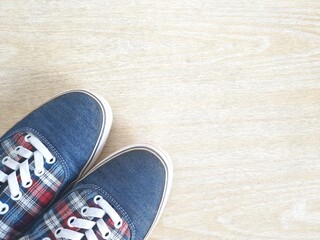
[20,189,131,240]
[0,132,64,239]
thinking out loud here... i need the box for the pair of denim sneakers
[0,90,173,240]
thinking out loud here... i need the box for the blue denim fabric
[1,90,106,180]
[20,147,167,240]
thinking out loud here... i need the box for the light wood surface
[1,1,320,239]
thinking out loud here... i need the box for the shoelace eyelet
[115,219,123,229]
[22,180,33,188]
[0,204,9,215]
[47,157,56,164]
[103,231,110,239]
[24,134,32,142]
[81,206,88,216]
[35,169,44,176]
[55,228,63,237]
[94,195,102,204]
[54,228,62,238]
[68,216,76,227]
[2,156,10,165]
[11,191,22,201]
[15,146,21,153]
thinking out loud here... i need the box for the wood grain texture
[1,0,320,239]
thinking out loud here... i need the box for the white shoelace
[52,195,123,240]
[0,133,55,215]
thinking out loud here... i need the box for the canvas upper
[0,90,112,239]
[19,145,172,240]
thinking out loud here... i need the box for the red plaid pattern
[20,189,132,240]
[0,132,64,239]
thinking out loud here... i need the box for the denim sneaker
[0,90,112,239]
[19,144,173,240]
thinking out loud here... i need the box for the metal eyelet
[0,204,9,215]
[35,169,45,176]
[102,231,110,239]
[67,216,76,227]
[81,206,88,216]
[24,134,32,142]
[47,157,56,164]
[22,180,33,188]
[11,191,22,201]
[2,156,10,165]
[115,219,123,229]
[94,195,103,204]
[54,228,63,237]
[15,146,22,153]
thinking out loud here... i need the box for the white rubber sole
[79,144,173,239]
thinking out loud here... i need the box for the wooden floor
[1,1,320,239]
